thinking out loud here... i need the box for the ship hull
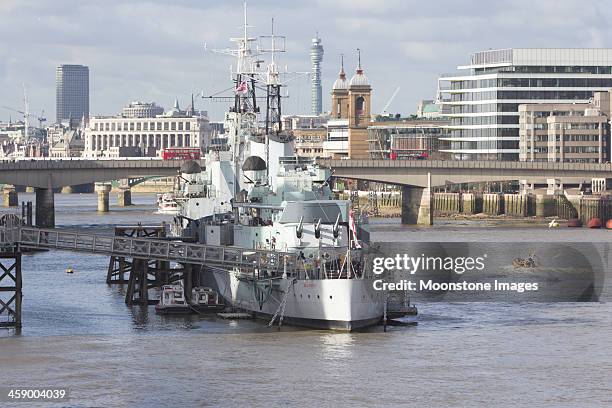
[208,267,384,331]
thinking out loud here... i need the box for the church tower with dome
[331,55,349,119]
[347,49,372,158]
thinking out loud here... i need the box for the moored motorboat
[155,285,224,314]
[155,284,190,314]
[190,286,224,312]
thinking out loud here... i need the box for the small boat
[512,253,537,268]
[155,285,224,315]
[190,286,224,312]
[568,218,583,228]
[157,193,179,215]
[548,218,560,228]
[155,284,189,314]
[65,267,74,274]
[587,218,602,229]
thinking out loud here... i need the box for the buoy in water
[568,218,582,228]
[606,219,612,229]
[587,218,602,229]
[65,267,74,274]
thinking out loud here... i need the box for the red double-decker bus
[160,148,202,160]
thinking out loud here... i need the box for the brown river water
[0,193,611,407]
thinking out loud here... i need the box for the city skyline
[0,0,611,122]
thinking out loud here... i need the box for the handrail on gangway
[0,226,298,275]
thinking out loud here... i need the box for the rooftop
[461,48,612,69]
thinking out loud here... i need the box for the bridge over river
[316,159,612,225]
[0,159,203,227]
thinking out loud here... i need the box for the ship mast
[260,18,286,181]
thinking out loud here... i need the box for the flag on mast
[349,209,361,249]
[235,80,248,95]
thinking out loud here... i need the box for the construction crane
[380,86,401,115]
[1,84,46,140]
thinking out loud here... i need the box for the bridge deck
[1,227,297,275]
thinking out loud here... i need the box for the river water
[1,193,611,407]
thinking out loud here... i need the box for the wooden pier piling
[0,250,22,328]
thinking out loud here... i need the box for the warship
[171,5,384,330]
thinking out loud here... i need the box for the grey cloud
[1,0,612,121]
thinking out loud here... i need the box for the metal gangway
[0,226,298,277]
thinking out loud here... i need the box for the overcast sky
[0,0,610,123]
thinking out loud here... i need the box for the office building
[438,48,612,160]
[56,64,89,123]
[83,99,211,157]
[519,91,611,163]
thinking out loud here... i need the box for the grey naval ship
[171,7,384,330]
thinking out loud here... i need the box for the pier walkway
[0,226,296,275]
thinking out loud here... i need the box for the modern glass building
[56,64,89,124]
[437,48,612,160]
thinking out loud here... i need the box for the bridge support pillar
[401,185,433,226]
[117,188,132,207]
[95,183,111,212]
[3,186,18,207]
[536,194,557,218]
[35,187,55,228]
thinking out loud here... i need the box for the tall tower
[310,35,324,115]
[331,55,349,119]
[56,64,89,124]
[348,49,372,158]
